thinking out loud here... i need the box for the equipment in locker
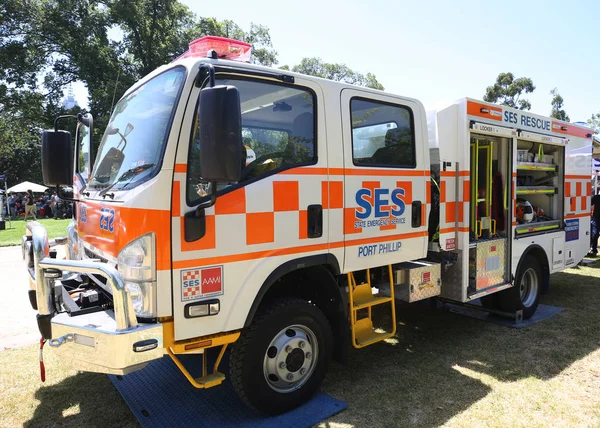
[516,198,534,224]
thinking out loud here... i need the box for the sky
[71,0,599,123]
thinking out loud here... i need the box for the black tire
[229,297,333,415]
[496,255,542,319]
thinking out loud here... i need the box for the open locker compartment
[467,127,512,296]
[514,131,565,237]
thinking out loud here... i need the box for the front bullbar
[22,222,163,375]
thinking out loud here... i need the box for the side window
[350,97,415,168]
[187,78,316,204]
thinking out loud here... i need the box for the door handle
[411,201,422,228]
[307,204,323,238]
[184,207,206,242]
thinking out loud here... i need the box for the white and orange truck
[21,36,594,415]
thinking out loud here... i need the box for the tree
[0,115,43,186]
[0,88,82,187]
[549,87,569,122]
[483,72,535,110]
[0,0,278,182]
[281,58,384,90]
[588,112,600,134]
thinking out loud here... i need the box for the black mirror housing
[198,85,243,183]
[41,130,73,187]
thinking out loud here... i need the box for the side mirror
[197,85,243,183]
[41,130,73,186]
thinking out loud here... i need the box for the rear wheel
[229,297,333,415]
[496,255,541,319]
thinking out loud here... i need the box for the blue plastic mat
[444,302,565,328]
[109,350,347,428]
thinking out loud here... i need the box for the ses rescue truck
[22,36,594,415]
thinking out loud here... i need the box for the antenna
[110,67,121,113]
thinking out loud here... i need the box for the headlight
[118,233,156,319]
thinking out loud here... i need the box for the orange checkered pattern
[565,177,591,215]
[172,177,343,252]
[439,171,470,235]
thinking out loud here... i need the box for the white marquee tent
[6,181,48,193]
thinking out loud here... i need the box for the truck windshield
[88,66,186,191]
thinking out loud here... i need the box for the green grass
[0,218,71,247]
[2,260,600,427]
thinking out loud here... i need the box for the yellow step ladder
[347,265,396,349]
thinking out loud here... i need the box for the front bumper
[22,222,163,375]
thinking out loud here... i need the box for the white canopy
[6,181,48,193]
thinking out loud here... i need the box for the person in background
[24,189,37,221]
[7,192,16,220]
[589,191,600,257]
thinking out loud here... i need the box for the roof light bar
[175,36,252,62]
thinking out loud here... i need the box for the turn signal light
[185,340,212,351]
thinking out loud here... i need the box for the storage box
[391,261,441,303]
[517,150,529,162]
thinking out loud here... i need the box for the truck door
[170,73,328,341]
[340,89,429,272]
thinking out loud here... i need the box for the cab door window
[186,78,317,204]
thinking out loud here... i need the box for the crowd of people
[1,190,71,220]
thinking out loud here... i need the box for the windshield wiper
[98,163,155,199]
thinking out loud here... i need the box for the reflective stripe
[173,231,427,270]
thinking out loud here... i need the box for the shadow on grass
[321,269,600,427]
[25,372,139,428]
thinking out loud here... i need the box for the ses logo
[181,266,224,301]
[99,207,115,233]
[354,186,408,229]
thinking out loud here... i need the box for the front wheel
[229,297,333,415]
[497,255,542,319]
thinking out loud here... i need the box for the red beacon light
[177,36,252,62]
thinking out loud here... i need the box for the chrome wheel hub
[519,267,539,308]
[263,324,318,393]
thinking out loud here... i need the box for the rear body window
[350,97,416,168]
